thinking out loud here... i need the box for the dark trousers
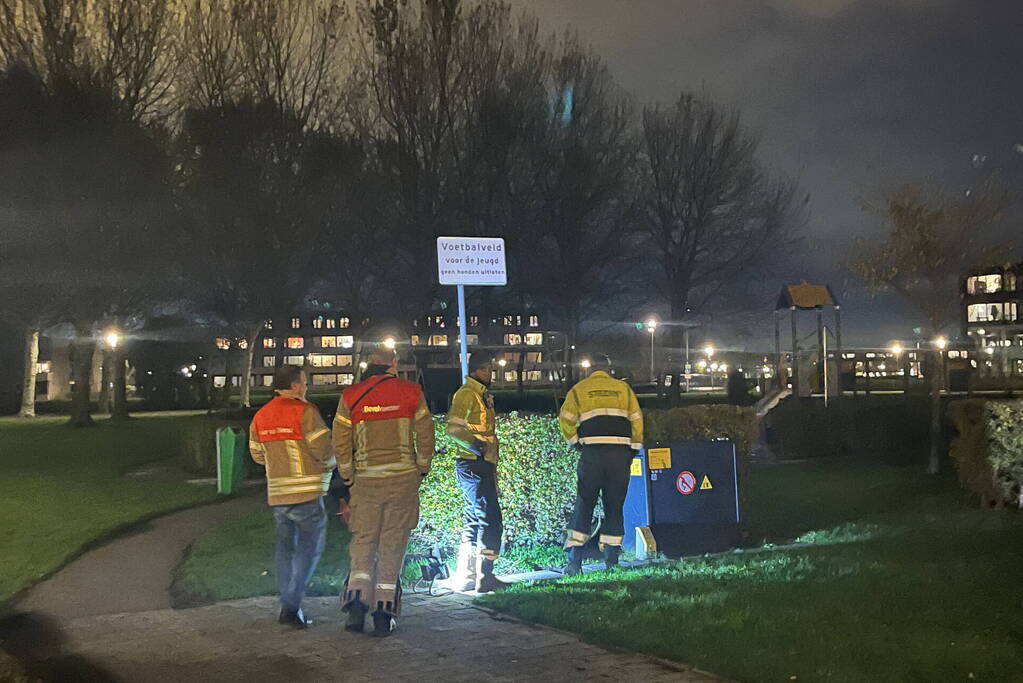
[455,457,503,560]
[272,497,327,612]
[567,445,634,549]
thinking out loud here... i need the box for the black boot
[370,611,395,637]
[343,602,367,633]
[476,558,511,593]
[278,607,313,629]
[603,545,622,569]
[564,547,584,576]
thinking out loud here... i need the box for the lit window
[285,355,304,366]
[337,355,353,366]
[312,316,324,329]
[411,335,420,346]
[430,335,448,346]
[291,317,302,329]
[215,338,231,350]
[339,317,350,329]
[504,370,518,382]
[262,357,275,368]
[529,315,539,328]
[312,373,339,386]
[1007,271,1018,291]
[503,316,514,326]
[263,338,276,349]
[504,334,522,345]
[326,318,336,329]
[264,320,273,330]
[236,338,248,350]
[526,370,542,382]
[320,336,338,348]
[526,352,543,363]
[309,354,336,367]
[286,337,305,349]
[966,274,1002,294]
[466,334,479,345]
[339,373,355,386]
[434,316,446,328]
[213,376,226,388]
[35,362,51,374]
[339,336,354,349]
[262,375,273,387]
[525,333,543,346]
[469,316,479,327]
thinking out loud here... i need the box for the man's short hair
[468,352,494,372]
[272,364,304,390]
[366,348,397,366]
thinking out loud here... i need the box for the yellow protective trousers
[342,471,420,616]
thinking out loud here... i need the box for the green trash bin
[216,426,247,495]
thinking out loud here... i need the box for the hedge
[417,406,755,552]
[948,400,1023,508]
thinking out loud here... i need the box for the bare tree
[638,92,801,400]
[849,182,1012,473]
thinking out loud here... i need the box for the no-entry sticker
[676,470,697,495]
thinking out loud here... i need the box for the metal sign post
[437,236,508,382]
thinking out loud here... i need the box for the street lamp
[703,344,715,359]
[934,336,948,351]
[104,330,120,350]
[580,359,591,370]
[934,337,949,393]
[645,319,657,383]
[382,337,396,350]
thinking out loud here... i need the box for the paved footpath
[52,594,719,682]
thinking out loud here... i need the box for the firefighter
[333,348,434,637]
[446,353,509,593]
[558,355,643,575]
[249,364,336,629]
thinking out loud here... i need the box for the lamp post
[934,336,948,393]
[645,319,658,383]
[889,342,908,393]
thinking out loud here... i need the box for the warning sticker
[647,448,672,470]
[700,475,713,490]
[630,457,643,476]
[676,470,697,495]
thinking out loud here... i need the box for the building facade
[962,262,1023,376]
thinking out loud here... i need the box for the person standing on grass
[333,347,435,637]
[249,364,335,629]
[446,353,510,594]
[558,355,643,575]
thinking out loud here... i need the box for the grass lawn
[480,460,1023,683]
[0,413,218,603]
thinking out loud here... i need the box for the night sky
[516,0,1023,347]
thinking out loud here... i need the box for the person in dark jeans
[249,365,336,628]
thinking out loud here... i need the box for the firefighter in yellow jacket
[446,353,509,593]
[333,348,434,637]
[249,365,336,628]
[558,356,643,575]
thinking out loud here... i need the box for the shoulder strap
[349,375,396,413]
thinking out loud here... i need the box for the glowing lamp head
[581,359,592,369]
[645,319,657,332]
[934,336,948,350]
[890,343,904,356]
[498,359,507,367]
[703,344,715,359]
[382,337,396,350]
[359,361,368,369]
[105,330,121,349]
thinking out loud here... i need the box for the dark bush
[948,399,1023,508]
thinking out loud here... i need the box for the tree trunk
[69,337,97,427]
[97,351,111,412]
[19,328,40,418]
[111,347,129,421]
[240,328,259,408]
[926,350,943,474]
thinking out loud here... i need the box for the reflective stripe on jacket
[332,374,435,481]
[558,371,643,450]
[249,395,336,506]
[446,377,499,464]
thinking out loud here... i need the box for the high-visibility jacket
[446,377,499,464]
[559,371,643,450]
[332,373,435,482]
[249,395,336,506]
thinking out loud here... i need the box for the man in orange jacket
[333,348,434,637]
[249,364,335,628]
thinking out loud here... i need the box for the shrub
[948,400,1023,508]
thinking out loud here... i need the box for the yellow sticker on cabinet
[647,448,672,470]
[700,475,713,490]
[630,457,643,476]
